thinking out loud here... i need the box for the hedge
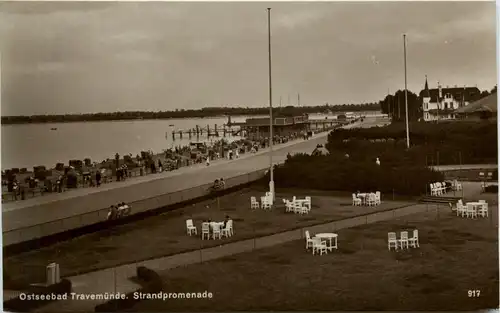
[484,185,498,193]
[94,266,162,312]
[327,121,497,165]
[3,279,72,312]
[266,153,444,196]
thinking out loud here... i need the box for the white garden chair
[299,205,309,215]
[212,223,222,240]
[227,219,234,235]
[186,219,197,236]
[352,193,362,206]
[453,180,462,191]
[265,192,274,205]
[312,237,327,255]
[250,196,260,209]
[409,230,419,248]
[375,191,381,205]
[284,200,294,212]
[305,196,312,210]
[305,230,314,250]
[293,202,303,214]
[399,231,409,249]
[388,232,398,251]
[366,193,376,206]
[430,183,437,196]
[261,197,271,210]
[221,222,231,238]
[201,222,210,240]
[478,200,488,217]
[435,182,442,195]
[466,203,477,219]
[457,202,467,217]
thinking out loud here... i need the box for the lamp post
[403,34,410,149]
[267,8,275,202]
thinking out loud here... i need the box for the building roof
[455,92,497,114]
[419,85,480,103]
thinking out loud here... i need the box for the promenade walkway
[34,200,435,312]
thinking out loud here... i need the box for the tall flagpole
[267,8,275,201]
[403,34,410,149]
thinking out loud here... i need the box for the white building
[420,76,480,121]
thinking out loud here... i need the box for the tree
[380,90,421,122]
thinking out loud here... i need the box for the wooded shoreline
[1,104,380,125]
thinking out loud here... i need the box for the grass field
[3,187,413,283]
[131,204,499,311]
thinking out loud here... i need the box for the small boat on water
[169,124,175,127]
[50,128,58,130]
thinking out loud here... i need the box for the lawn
[131,204,499,311]
[3,186,413,282]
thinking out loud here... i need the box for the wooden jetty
[169,124,241,141]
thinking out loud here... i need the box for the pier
[169,124,241,140]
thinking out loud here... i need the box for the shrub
[326,122,497,165]
[484,185,498,193]
[265,153,443,196]
[3,279,72,312]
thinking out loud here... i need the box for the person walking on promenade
[158,159,163,173]
[206,156,210,166]
[96,170,101,187]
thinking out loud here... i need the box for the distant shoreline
[1,104,381,125]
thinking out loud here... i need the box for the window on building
[444,103,448,110]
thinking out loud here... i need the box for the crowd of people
[2,132,306,202]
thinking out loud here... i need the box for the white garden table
[315,233,338,251]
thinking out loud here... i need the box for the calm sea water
[1,112,381,169]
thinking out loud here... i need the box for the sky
[0,1,497,116]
